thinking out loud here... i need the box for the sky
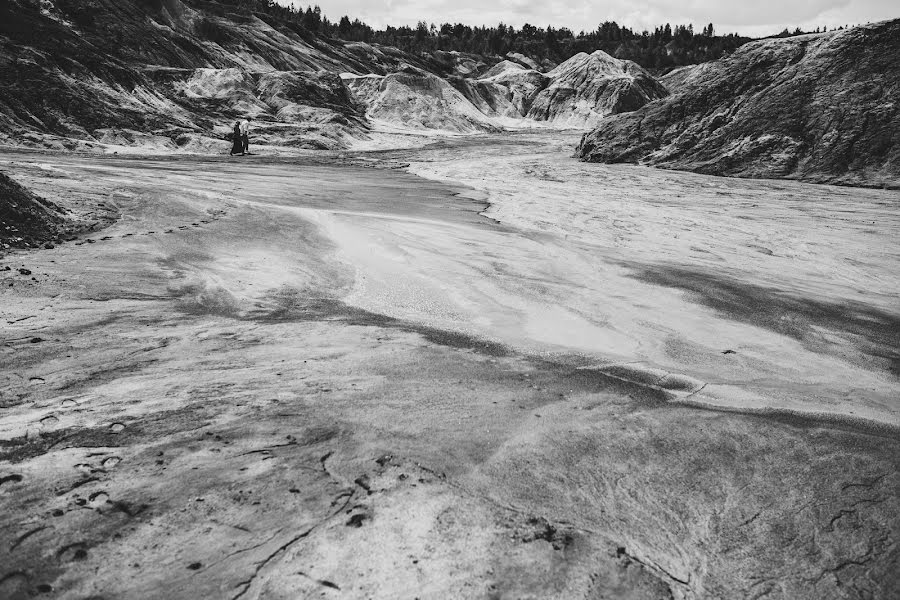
[276,0,898,37]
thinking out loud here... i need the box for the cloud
[284,0,898,34]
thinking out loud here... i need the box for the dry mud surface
[1,135,898,599]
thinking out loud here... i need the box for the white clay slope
[526,51,668,128]
[343,69,499,133]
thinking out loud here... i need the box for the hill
[0,0,437,151]
[576,20,900,188]
[525,51,667,128]
[0,0,706,149]
[344,68,500,133]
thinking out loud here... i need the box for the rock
[577,20,900,188]
[526,51,668,128]
[18,268,32,275]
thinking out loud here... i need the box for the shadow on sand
[627,263,900,377]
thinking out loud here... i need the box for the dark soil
[0,172,70,252]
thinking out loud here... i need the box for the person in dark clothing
[229,121,244,156]
[239,117,251,155]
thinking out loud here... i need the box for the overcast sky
[277,0,897,37]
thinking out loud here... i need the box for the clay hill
[0,0,439,151]
[445,52,667,130]
[525,51,667,128]
[577,20,900,188]
[344,68,501,133]
[0,0,671,149]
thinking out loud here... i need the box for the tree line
[199,0,837,71]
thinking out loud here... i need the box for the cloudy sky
[278,0,897,36]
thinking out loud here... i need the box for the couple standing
[230,117,252,156]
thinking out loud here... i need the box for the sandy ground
[357,134,900,424]
[1,137,898,599]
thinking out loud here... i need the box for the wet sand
[1,139,898,599]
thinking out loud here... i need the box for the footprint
[0,572,29,596]
[57,542,89,562]
[0,474,24,487]
[345,513,368,528]
[109,423,126,433]
[89,491,109,507]
[102,456,121,469]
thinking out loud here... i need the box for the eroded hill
[1,0,674,151]
[525,51,667,128]
[0,0,438,151]
[577,20,900,188]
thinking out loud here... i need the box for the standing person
[229,120,244,156]
[239,117,251,155]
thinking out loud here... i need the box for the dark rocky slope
[1,0,672,145]
[1,173,69,252]
[0,0,436,150]
[577,20,900,187]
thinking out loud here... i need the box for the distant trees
[191,0,762,71]
[775,27,803,37]
[330,18,752,70]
